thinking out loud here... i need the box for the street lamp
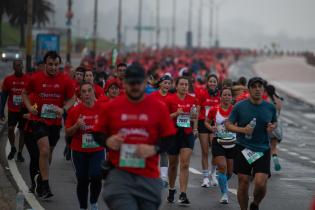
[172,0,176,48]
[137,0,143,53]
[186,0,193,49]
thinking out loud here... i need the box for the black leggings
[24,132,39,186]
[76,176,102,208]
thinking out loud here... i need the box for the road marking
[299,156,310,160]
[280,178,315,182]
[278,148,288,152]
[310,161,315,164]
[188,167,238,195]
[189,167,202,175]
[6,132,45,210]
[287,152,299,156]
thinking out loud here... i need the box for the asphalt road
[2,57,315,210]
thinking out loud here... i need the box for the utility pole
[137,0,143,53]
[197,0,203,48]
[186,0,193,48]
[209,0,214,47]
[92,0,98,58]
[156,0,160,49]
[66,0,73,63]
[171,0,176,47]
[25,0,33,72]
[117,0,122,50]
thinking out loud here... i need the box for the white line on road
[287,152,299,156]
[6,133,45,210]
[280,178,315,182]
[189,167,238,195]
[278,148,288,152]
[299,156,310,160]
[310,161,315,164]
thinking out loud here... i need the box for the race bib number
[82,134,99,148]
[41,104,56,119]
[119,144,145,168]
[13,95,22,106]
[205,106,211,117]
[242,148,264,164]
[176,114,191,128]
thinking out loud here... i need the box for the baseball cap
[248,77,266,88]
[124,65,146,83]
[157,75,172,86]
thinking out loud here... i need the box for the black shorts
[233,144,271,177]
[212,138,236,159]
[167,129,195,155]
[198,120,210,134]
[8,111,25,129]
[30,121,62,147]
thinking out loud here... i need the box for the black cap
[157,75,172,85]
[248,77,266,88]
[124,65,146,83]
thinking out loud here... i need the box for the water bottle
[16,191,24,210]
[190,105,197,119]
[245,118,256,139]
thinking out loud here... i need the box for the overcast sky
[52,0,315,51]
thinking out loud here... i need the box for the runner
[166,76,198,206]
[0,59,28,162]
[149,75,172,187]
[225,77,277,210]
[98,78,121,103]
[197,74,220,187]
[266,84,283,171]
[93,64,176,210]
[84,69,104,99]
[65,82,104,210]
[22,51,75,199]
[205,87,236,204]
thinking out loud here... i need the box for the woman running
[197,74,221,187]
[266,84,283,171]
[205,87,236,204]
[65,82,104,210]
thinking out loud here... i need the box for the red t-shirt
[94,95,176,178]
[197,90,220,120]
[149,90,169,105]
[94,84,104,99]
[66,101,104,153]
[166,93,197,134]
[2,74,29,112]
[25,71,75,126]
[235,90,250,103]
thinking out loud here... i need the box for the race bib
[41,104,56,119]
[242,148,264,164]
[82,134,99,148]
[13,95,22,106]
[119,144,145,168]
[205,106,211,117]
[176,114,191,128]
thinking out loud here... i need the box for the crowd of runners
[0,48,286,210]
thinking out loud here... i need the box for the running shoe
[167,189,176,203]
[90,203,99,210]
[249,202,259,210]
[29,184,35,193]
[34,174,43,197]
[16,152,25,162]
[178,192,190,206]
[220,193,229,204]
[7,147,17,160]
[272,156,282,171]
[210,174,218,186]
[201,177,210,188]
[41,185,54,200]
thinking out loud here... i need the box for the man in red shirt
[22,51,75,199]
[93,64,176,210]
[0,59,29,162]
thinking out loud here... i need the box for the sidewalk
[253,56,315,107]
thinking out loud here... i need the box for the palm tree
[8,0,54,47]
[0,1,15,47]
